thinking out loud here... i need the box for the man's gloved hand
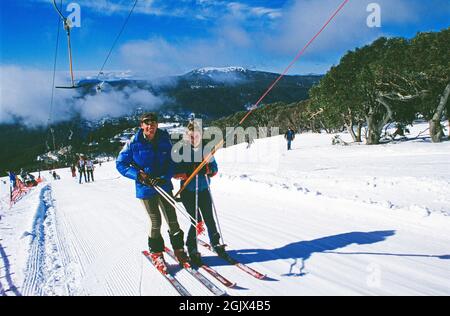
[174,173,188,180]
[138,171,166,186]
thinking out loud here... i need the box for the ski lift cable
[49,0,138,91]
[175,0,350,198]
[52,0,66,21]
[51,0,77,88]
[96,0,139,80]
[44,0,63,153]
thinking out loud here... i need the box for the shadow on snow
[203,230,449,276]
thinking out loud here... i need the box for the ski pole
[154,185,205,236]
[204,175,225,246]
[195,175,199,235]
[153,185,197,225]
[194,175,205,237]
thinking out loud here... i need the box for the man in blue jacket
[116,113,188,273]
[284,126,296,150]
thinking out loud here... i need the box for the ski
[200,263,236,288]
[142,250,191,296]
[164,247,228,296]
[198,239,267,280]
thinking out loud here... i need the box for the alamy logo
[66,3,81,28]
[367,3,381,28]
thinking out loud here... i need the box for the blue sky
[0,1,449,126]
[1,0,449,76]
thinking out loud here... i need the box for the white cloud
[263,0,420,57]
[119,37,237,76]
[117,1,271,76]
[33,0,283,20]
[0,65,166,126]
[74,86,165,122]
[0,65,75,126]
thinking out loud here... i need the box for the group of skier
[116,113,224,271]
[75,155,95,184]
[116,112,298,273]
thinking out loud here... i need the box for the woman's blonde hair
[187,121,202,132]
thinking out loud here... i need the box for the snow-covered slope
[1,122,449,296]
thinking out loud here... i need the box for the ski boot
[150,252,168,274]
[174,248,190,268]
[213,244,228,258]
[189,251,203,267]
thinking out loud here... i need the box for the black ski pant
[181,189,220,255]
[87,170,94,182]
[79,169,87,183]
[287,140,292,150]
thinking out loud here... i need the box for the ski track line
[222,195,443,270]
[218,175,449,238]
[44,191,70,296]
[51,194,87,295]
[21,183,78,296]
[50,179,178,295]
[153,174,450,295]
[219,172,450,220]
[22,185,52,296]
[209,181,450,294]
[52,182,90,295]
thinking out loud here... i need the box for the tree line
[309,28,449,144]
[212,28,449,145]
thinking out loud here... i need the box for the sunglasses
[141,120,157,125]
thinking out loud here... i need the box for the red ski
[198,239,267,280]
[142,251,191,296]
[164,247,228,296]
[199,263,236,288]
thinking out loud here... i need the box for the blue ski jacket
[116,128,174,199]
[174,144,218,193]
[285,129,295,141]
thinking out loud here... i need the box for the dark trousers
[181,190,220,254]
[287,140,292,150]
[79,169,87,183]
[87,170,94,182]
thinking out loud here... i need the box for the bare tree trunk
[319,120,331,133]
[355,122,363,142]
[345,123,357,142]
[366,115,381,145]
[448,116,450,140]
[429,82,450,143]
[342,109,360,142]
[365,98,393,145]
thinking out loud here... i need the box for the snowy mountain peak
[193,66,247,74]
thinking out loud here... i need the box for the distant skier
[52,171,60,180]
[116,112,188,273]
[70,164,77,177]
[19,168,27,183]
[284,127,296,150]
[78,155,87,184]
[86,159,95,182]
[173,121,224,266]
[19,168,37,186]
